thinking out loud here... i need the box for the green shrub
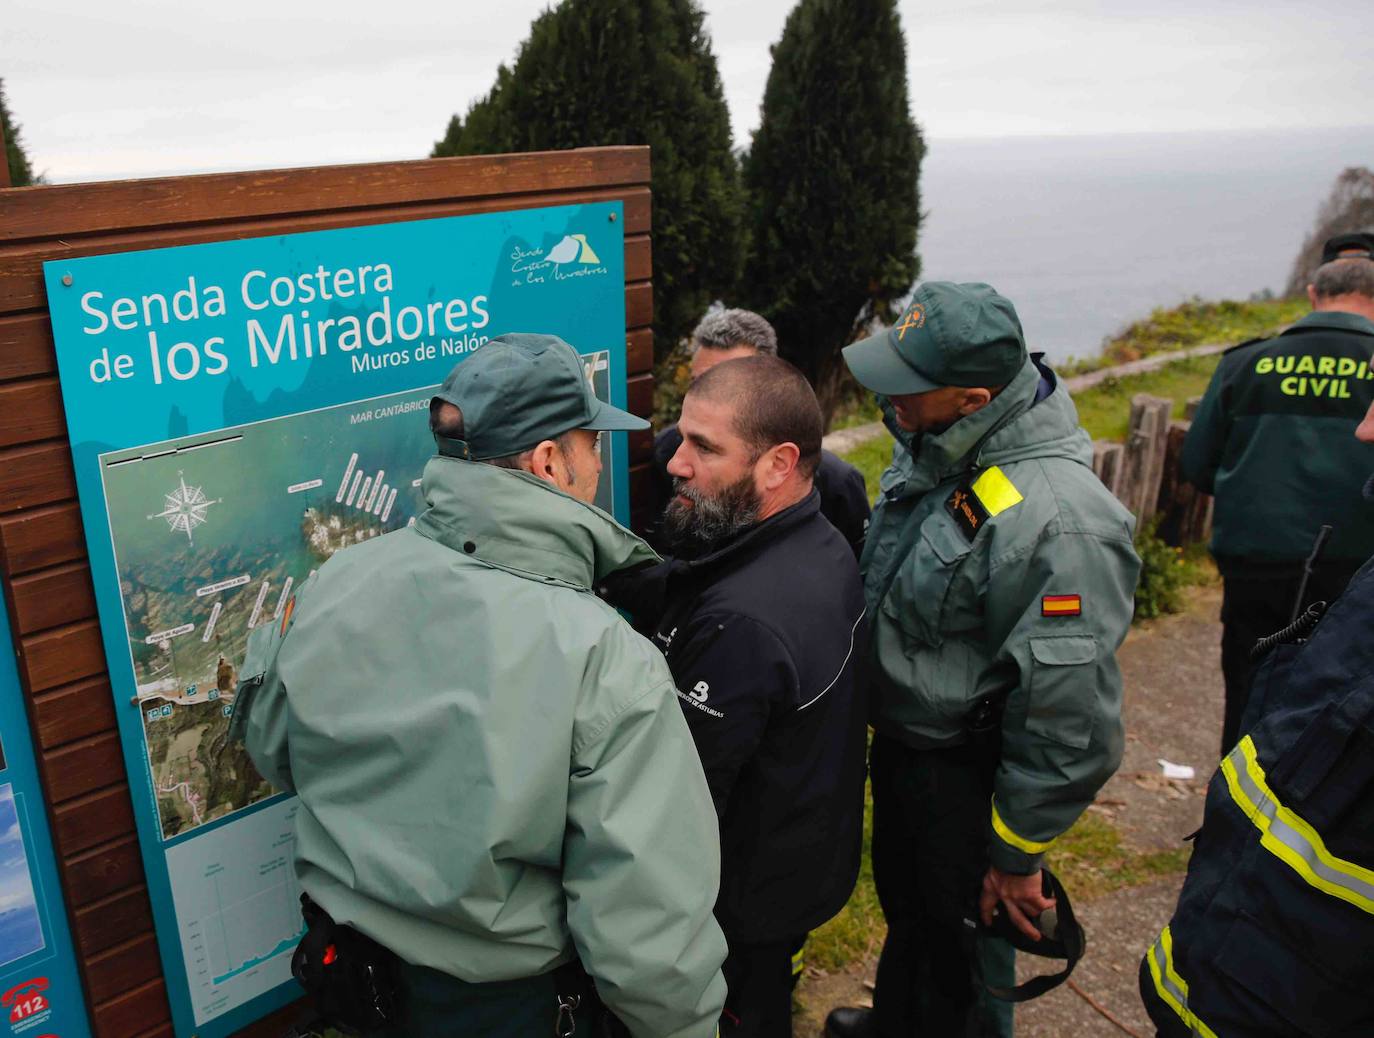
[1134,520,1212,621]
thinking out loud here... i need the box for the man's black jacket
[648,424,871,557]
[602,491,869,944]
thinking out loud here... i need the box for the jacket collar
[879,357,1040,497]
[413,455,659,590]
[1284,310,1374,338]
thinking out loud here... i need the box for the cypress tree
[741,0,922,422]
[1,78,39,187]
[432,0,745,362]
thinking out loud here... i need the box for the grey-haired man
[648,308,871,555]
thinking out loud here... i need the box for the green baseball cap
[431,333,648,461]
[843,282,1027,395]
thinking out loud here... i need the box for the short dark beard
[662,472,761,557]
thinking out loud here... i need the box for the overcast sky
[4,0,1372,183]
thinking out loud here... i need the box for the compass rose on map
[148,472,221,543]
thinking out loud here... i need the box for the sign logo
[3,977,50,1027]
[509,231,608,288]
[896,303,926,339]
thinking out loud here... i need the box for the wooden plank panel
[42,731,123,802]
[629,462,655,538]
[0,378,65,448]
[86,933,162,1005]
[629,428,653,465]
[0,186,652,314]
[0,502,86,574]
[0,440,76,513]
[11,560,95,634]
[627,373,653,419]
[65,835,143,906]
[92,977,169,1038]
[626,328,652,376]
[53,785,135,856]
[132,1025,173,1038]
[0,147,649,243]
[74,885,153,958]
[23,619,105,691]
[0,311,55,380]
[630,462,653,510]
[32,675,116,750]
[624,234,651,283]
[625,280,652,330]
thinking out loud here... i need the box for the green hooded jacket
[861,358,1141,874]
[231,457,727,1038]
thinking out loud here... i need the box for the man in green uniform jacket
[232,334,727,1038]
[825,283,1140,1038]
[1181,232,1374,755]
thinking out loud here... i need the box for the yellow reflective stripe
[1146,926,1219,1038]
[990,798,1055,854]
[791,948,805,974]
[971,466,1023,516]
[1222,735,1374,915]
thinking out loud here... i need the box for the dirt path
[795,583,1225,1036]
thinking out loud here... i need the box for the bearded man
[603,355,869,1038]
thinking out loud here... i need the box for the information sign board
[41,202,626,1036]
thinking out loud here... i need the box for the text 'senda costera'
[75,262,491,386]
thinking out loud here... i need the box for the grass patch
[804,777,884,971]
[1046,810,1191,901]
[1061,295,1307,375]
[1072,353,1223,442]
[840,433,895,504]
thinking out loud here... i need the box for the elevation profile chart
[166,801,305,1025]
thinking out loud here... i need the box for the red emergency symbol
[2,977,50,1024]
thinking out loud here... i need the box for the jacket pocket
[1025,635,1097,749]
[1214,910,1369,1038]
[880,518,972,648]
[1269,684,1374,864]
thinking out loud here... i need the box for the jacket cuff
[989,799,1052,875]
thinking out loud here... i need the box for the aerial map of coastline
[101,355,615,841]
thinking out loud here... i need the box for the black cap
[1321,233,1374,264]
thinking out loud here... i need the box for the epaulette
[1222,336,1268,356]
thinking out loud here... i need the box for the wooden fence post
[1092,441,1126,501]
[1119,394,1173,522]
[1155,419,1214,545]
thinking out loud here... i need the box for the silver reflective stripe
[1222,736,1374,914]
[1146,926,1218,1038]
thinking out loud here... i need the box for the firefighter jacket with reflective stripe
[1141,557,1374,1038]
[860,356,1141,874]
[1181,310,1374,566]
[231,458,728,1038]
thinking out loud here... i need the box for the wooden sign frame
[0,146,654,1038]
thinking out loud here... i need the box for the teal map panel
[42,203,626,1037]
[0,593,93,1038]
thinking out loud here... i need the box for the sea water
[919,126,1374,363]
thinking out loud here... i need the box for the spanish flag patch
[1042,594,1082,617]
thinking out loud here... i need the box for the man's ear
[958,387,993,417]
[1307,283,1319,308]
[522,439,563,486]
[757,442,801,491]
